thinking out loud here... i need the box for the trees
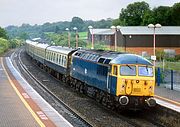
[0,27,9,54]
[141,10,154,25]
[171,3,180,25]
[0,38,9,54]
[115,2,180,26]
[0,27,8,39]
[119,1,150,26]
[152,6,171,26]
[70,17,85,32]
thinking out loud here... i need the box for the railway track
[10,48,178,127]
[16,49,93,127]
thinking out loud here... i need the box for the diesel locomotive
[25,40,156,109]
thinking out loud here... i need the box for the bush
[156,50,165,61]
[175,54,180,61]
[165,57,176,62]
[0,38,9,54]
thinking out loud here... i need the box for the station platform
[155,86,180,113]
[0,57,73,127]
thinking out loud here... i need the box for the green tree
[0,38,9,54]
[152,6,171,25]
[142,10,155,25]
[0,27,8,39]
[70,17,84,31]
[171,2,180,25]
[19,32,29,40]
[9,39,22,48]
[119,1,150,26]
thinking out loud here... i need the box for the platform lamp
[111,25,121,51]
[148,23,162,66]
[73,27,78,48]
[88,26,94,49]
[65,28,71,48]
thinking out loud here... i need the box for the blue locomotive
[25,40,156,109]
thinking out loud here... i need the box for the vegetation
[44,32,87,48]
[0,38,9,54]
[78,32,87,40]
[156,50,180,71]
[113,1,180,26]
[5,17,113,40]
[0,27,9,54]
[0,27,8,39]
[86,41,110,50]
[156,61,180,71]
[0,26,23,55]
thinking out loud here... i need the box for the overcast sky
[0,0,179,27]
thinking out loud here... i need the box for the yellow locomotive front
[110,54,156,108]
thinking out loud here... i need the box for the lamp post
[148,23,161,66]
[111,25,121,51]
[73,27,78,48]
[65,28,71,48]
[88,26,94,49]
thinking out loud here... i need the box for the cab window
[113,66,118,75]
[138,66,153,77]
[120,65,136,76]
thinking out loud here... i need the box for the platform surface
[155,86,180,112]
[0,57,73,127]
[0,58,40,127]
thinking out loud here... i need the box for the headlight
[149,86,153,93]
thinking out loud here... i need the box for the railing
[156,67,180,91]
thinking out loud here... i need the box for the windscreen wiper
[126,64,133,70]
[146,65,149,72]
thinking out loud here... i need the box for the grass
[78,32,87,40]
[156,61,180,71]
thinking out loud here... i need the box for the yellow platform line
[1,58,45,127]
[154,95,180,107]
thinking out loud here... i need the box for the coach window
[55,53,57,62]
[113,65,118,75]
[50,52,52,61]
[62,56,64,66]
[52,53,54,61]
[64,56,67,66]
[59,55,61,65]
[51,52,53,61]
[49,52,50,60]
[47,52,49,60]
[56,54,59,63]
[53,53,55,61]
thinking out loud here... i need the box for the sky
[0,0,179,27]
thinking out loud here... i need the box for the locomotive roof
[110,54,152,65]
[75,49,152,65]
[47,46,76,55]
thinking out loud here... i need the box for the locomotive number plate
[133,88,141,92]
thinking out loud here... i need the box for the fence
[156,67,180,91]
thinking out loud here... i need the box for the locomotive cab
[109,54,156,108]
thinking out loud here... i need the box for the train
[25,40,156,109]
